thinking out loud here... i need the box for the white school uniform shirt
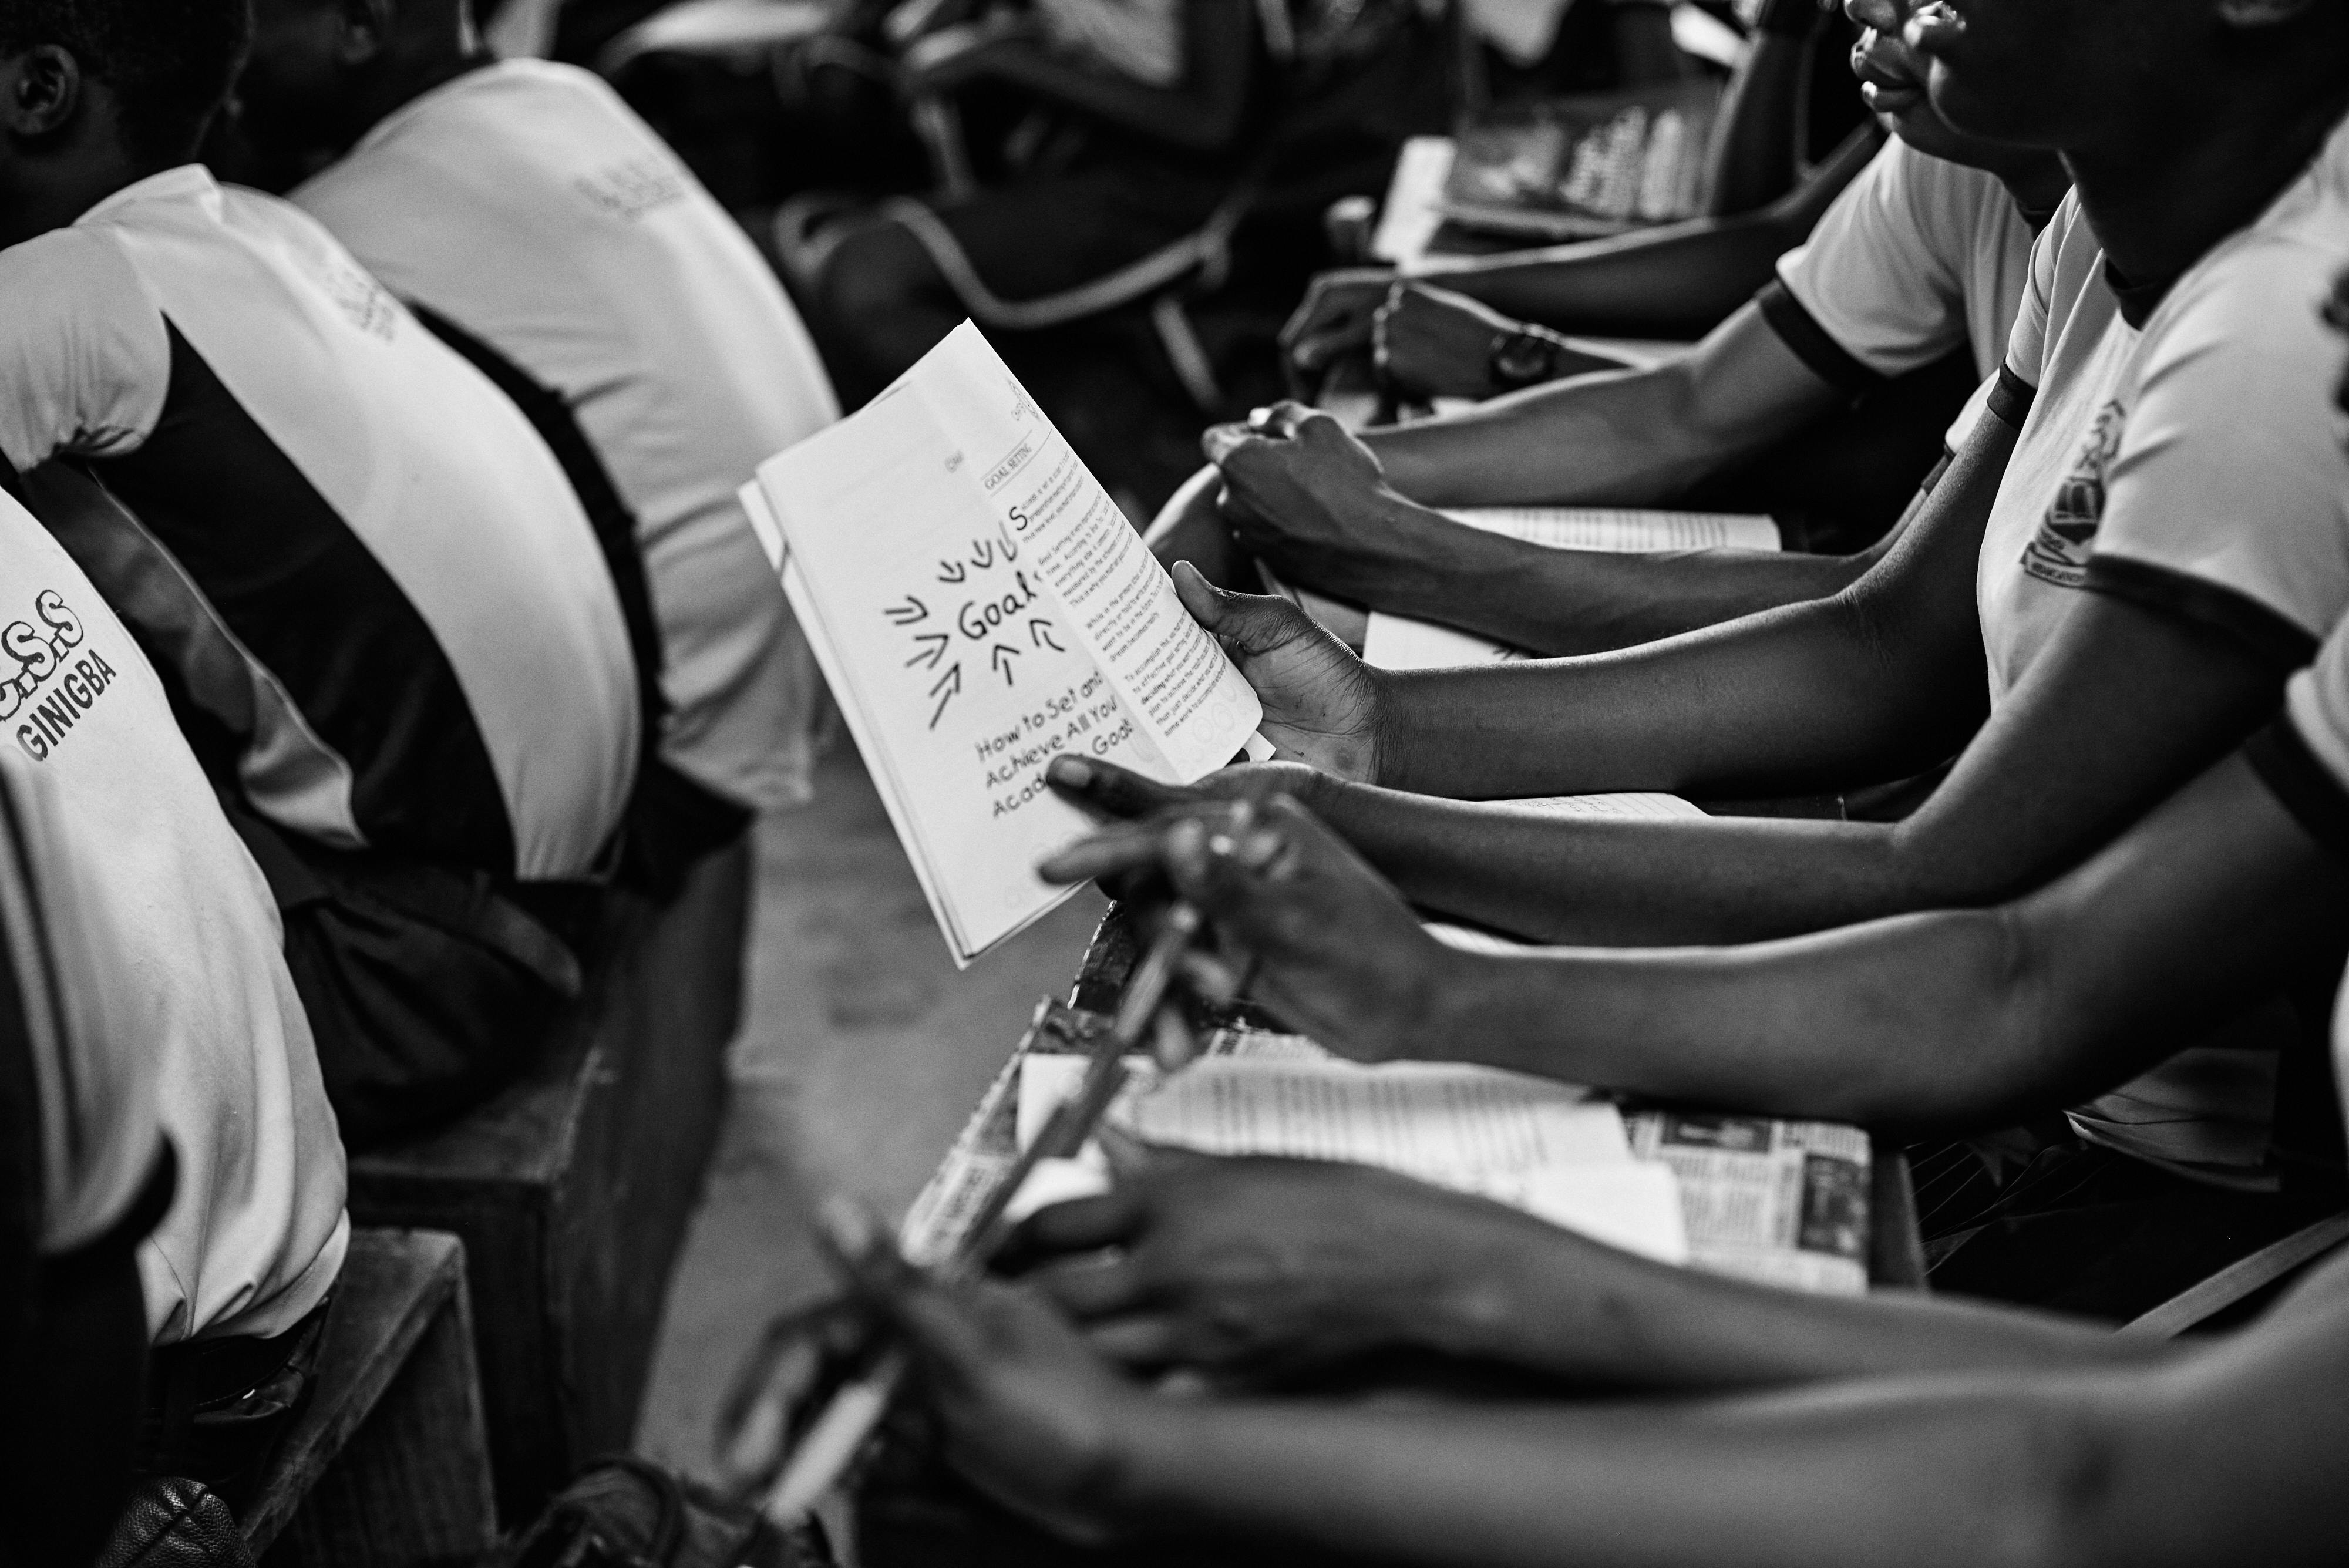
[292,62,839,815]
[0,166,640,881]
[0,745,160,1259]
[2249,625,2349,1159]
[0,484,347,1343]
[1774,137,2041,387]
[1973,115,2349,1175]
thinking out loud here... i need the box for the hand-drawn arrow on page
[886,595,928,625]
[991,644,1021,685]
[904,631,950,669]
[927,664,961,729]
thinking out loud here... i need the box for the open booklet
[1362,506,1780,671]
[900,1000,1869,1293]
[1015,1049,1690,1265]
[741,324,1264,964]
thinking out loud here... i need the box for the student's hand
[819,1199,1145,1546]
[1373,282,1520,399]
[1375,283,1626,400]
[1166,562,1387,781]
[1036,793,1448,1059]
[1278,268,1399,382]
[999,1148,1550,1378]
[1203,403,1439,602]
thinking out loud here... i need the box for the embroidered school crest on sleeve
[2021,399,2126,589]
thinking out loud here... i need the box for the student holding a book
[796,272,2349,1560]
[1064,0,2349,1304]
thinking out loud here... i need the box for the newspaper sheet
[902,1003,1869,1293]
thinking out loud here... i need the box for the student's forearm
[1365,754,2341,1098]
[1358,304,1837,508]
[1359,364,1735,507]
[1106,1287,2349,1568]
[1367,593,1981,804]
[1401,216,1804,339]
[1315,789,1924,943]
[1108,1378,2138,1568]
[1434,1223,2158,1389]
[1357,422,2005,802]
[1361,523,1875,655]
[1395,125,1882,337]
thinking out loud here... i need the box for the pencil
[759,901,1204,1526]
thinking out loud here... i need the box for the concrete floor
[632,743,1108,1480]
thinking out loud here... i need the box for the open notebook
[1014,1048,1690,1265]
[741,324,1263,964]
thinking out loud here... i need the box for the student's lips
[1860,79,1926,118]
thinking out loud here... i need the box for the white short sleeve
[0,230,170,472]
[2000,199,2069,388]
[2285,626,2349,793]
[2089,237,2349,651]
[1775,140,1991,379]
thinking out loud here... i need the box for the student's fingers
[1250,400,1317,439]
[1082,1314,1187,1369]
[1020,1254,1153,1322]
[1177,949,1247,1006]
[1036,819,1174,884]
[813,1197,991,1377]
[1163,810,1300,903]
[1278,275,1387,368]
[1170,563,1315,658]
[1201,422,1264,468]
[998,1187,1152,1268]
[1046,754,1189,820]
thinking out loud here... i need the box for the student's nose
[1845,0,1904,32]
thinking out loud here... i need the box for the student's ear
[2213,0,2323,28]
[0,46,83,139]
[335,0,398,66]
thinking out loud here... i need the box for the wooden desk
[243,1229,494,1566]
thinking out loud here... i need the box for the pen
[760,901,1206,1526]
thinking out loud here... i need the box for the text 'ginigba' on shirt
[0,586,119,761]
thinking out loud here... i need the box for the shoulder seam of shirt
[2082,555,2322,671]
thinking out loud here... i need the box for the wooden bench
[346,838,751,1521]
[244,1229,496,1567]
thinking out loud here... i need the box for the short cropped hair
[0,0,251,168]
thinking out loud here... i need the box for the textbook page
[752,326,1261,964]
[1362,506,1780,671]
[1015,1053,1631,1173]
[1017,1052,1685,1262]
[1438,507,1778,553]
[907,324,1261,780]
